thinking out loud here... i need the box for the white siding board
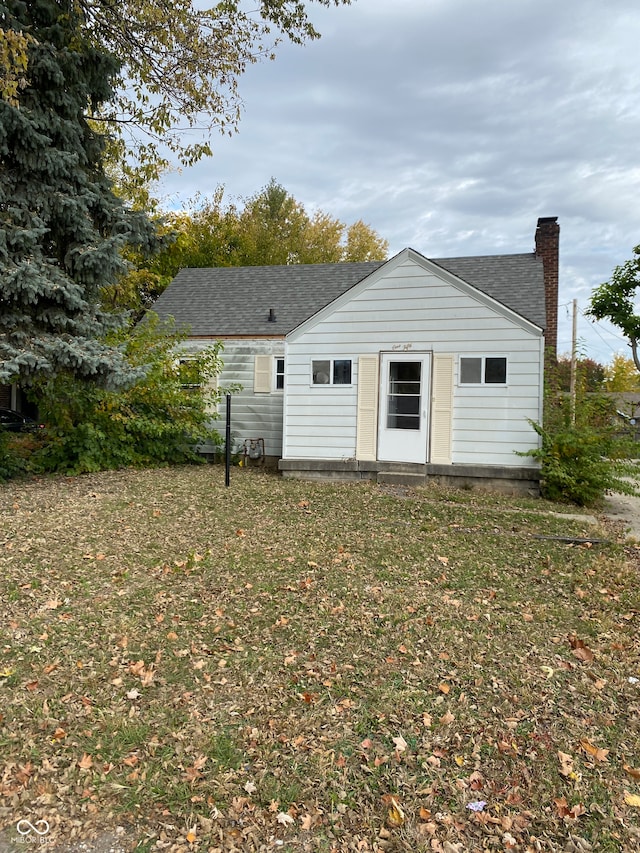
[284,393,357,407]
[298,331,539,348]
[285,415,355,429]
[454,422,537,437]
[455,394,540,409]
[453,450,533,466]
[297,328,541,348]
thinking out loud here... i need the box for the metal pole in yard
[569,299,578,425]
[225,393,231,487]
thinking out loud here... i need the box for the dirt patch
[602,490,640,540]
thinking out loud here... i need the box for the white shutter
[356,355,379,461]
[430,354,454,464]
[205,374,219,414]
[254,355,272,393]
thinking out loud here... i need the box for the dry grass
[0,466,639,852]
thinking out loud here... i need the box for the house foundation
[278,459,541,497]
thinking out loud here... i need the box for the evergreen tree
[0,0,156,389]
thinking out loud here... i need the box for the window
[459,356,507,385]
[177,357,201,392]
[312,359,352,385]
[275,358,285,391]
[177,356,218,413]
[333,359,352,385]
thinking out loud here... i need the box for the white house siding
[180,338,284,457]
[283,257,543,467]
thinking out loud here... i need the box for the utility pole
[569,299,578,424]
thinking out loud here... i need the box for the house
[152,216,560,493]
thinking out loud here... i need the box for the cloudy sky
[159,0,640,365]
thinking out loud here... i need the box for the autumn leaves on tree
[107,180,389,317]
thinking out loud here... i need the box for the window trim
[311,358,353,387]
[458,355,508,386]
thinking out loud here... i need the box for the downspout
[281,337,289,460]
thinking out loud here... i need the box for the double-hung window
[177,357,201,393]
[274,357,285,391]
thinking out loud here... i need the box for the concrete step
[377,472,425,487]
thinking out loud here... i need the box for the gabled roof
[151,249,546,337]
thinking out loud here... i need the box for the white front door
[378,352,431,463]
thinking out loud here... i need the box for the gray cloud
[160,0,640,362]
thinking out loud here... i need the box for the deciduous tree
[553,355,606,393]
[0,23,32,104]
[588,246,640,372]
[1,0,353,179]
[32,316,224,474]
[107,181,389,316]
[603,353,640,393]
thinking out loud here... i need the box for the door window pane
[387,361,421,430]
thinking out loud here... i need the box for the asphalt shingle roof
[151,251,546,337]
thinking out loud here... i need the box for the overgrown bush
[521,384,640,506]
[27,316,226,475]
[0,430,29,482]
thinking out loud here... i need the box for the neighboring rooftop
[150,249,547,337]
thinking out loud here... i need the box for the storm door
[378,352,431,463]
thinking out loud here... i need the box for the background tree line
[103,179,389,318]
[553,353,640,394]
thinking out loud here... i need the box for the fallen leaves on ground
[0,466,638,851]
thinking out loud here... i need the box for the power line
[579,308,629,346]
[557,301,631,361]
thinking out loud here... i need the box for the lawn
[0,466,638,852]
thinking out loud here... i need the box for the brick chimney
[534,216,560,356]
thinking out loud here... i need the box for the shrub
[30,316,226,475]
[0,431,26,481]
[521,388,640,506]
